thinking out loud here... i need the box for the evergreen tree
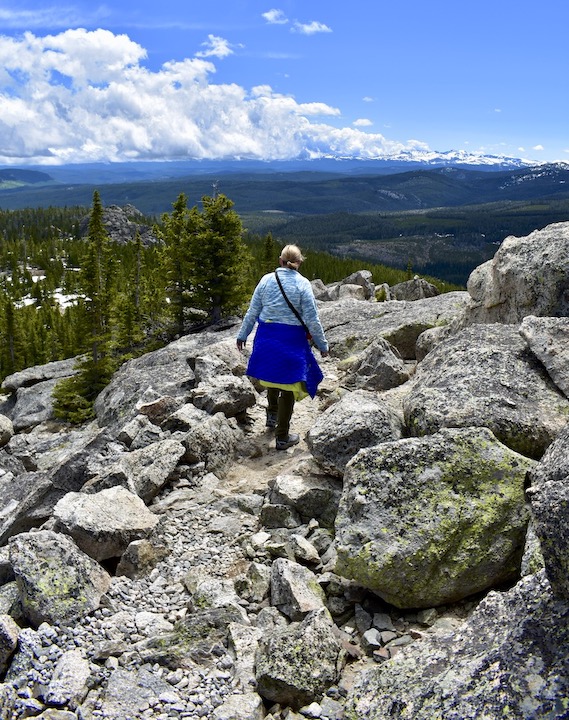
[53,191,115,422]
[187,194,251,324]
[261,232,279,275]
[156,193,199,336]
[110,232,145,358]
[81,190,114,356]
[0,297,22,376]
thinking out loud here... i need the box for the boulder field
[0,223,568,719]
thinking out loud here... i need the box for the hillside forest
[0,191,442,421]
[3,163,569,287]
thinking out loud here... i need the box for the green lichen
[23,557,88,622]
[336,429,535,608]
[375,286,388,302]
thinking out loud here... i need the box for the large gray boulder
[9,530,111,627]
[334,427,534,608]
[190,374,257,416]
[133,605,247,669]
[346,571,569,719]
[314,270,376,303]
[0,614,19,675]
[1,358,77,394]
[45,648,91,708]
[319,292,470,360]
[82,438,186,502]
[79,204,159,246]
[0,425,109,545]
[255,608,344,710]
[190,343,251,412]
[79,666,182,719]
[93,328,238,428]
[213,692,265,720]
[179,412,243,475]
[390,277,439,301]
[403,323,569,459]
[324,270,376,301]
[0,415,13,448]
[270,558,327,621]
[526,422,569,600]
[307,390,403,477]
[8,380,63,431]
[0,358,77,432]
[0,471,58,546]
[339,336,411,391]
[463,221,569,325]
[267,473,342,529]
[519,315,569,399]
[52,487,160,562]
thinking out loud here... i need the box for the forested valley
[0,192,440,421]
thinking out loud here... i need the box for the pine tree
[187,194,251,324]
[53,191,115,422]
[156,193,199,336]
[110,232,145,358]
[261,232,279,276]
[0,296,25,376]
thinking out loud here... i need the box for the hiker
[236,244,329,450]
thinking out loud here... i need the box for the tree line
[0,191,443,422]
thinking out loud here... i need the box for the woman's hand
[320,350,329,358]
[237,339,246,352]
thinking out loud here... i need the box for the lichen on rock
[334,427,535,608]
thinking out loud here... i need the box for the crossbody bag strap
[274,271,310,334]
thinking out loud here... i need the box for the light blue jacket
[237,268,329,352]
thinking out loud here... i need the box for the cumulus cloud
[0,28,416,165]
[353,118,372,127]
[195,34,236,59]
[532,144,544,151]
[292,20,332,35]
[262,9,289,25]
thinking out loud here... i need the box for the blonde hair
[280,244,305,270]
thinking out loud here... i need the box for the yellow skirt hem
[259,380,309,402]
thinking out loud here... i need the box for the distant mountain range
[0,158,568,217]
[0,151,536,187]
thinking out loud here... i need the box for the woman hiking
[236,245,329,450]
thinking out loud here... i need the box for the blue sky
[0,0,567,165]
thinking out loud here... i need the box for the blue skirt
[246,321,324,399]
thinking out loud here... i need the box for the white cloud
[494,108,502,113]
[262,9,289,25]
[0,29,419,165]
[362,96,374,103]
[292,20,332,35]
[353,118,372,127]
[532,144,544,151]
[195,34,234,59]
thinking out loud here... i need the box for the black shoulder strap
[274,271,309,332]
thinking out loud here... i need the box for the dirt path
[225,355,340,495]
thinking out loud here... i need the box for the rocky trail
[2,225,569,719]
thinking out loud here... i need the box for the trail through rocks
[225,355,339,495]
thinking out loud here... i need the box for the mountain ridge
[0,151,538,186]
[1,161,569,217]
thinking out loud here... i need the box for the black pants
[267,387,295,439]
